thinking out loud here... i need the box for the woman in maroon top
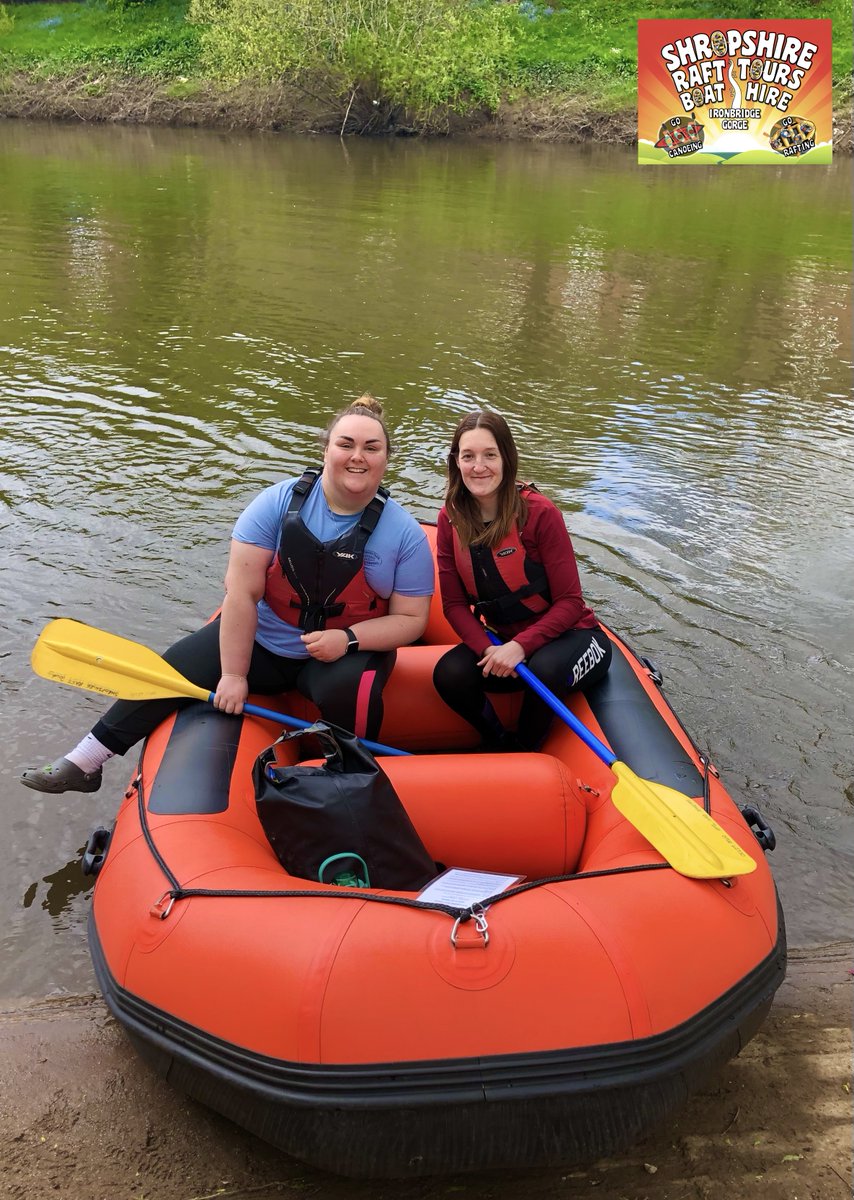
[433,410,611,750]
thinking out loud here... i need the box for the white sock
[66,734,115,775]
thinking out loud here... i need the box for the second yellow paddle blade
[611,761,757,879]
[31,618,209,704]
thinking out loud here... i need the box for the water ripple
[0,123,852,1001]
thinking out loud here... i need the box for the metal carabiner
[450,905,490,949]
[150,890,176,921]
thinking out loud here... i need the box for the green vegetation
[0,0,201,76]
[188,0,518,114]
[0,0,850,125]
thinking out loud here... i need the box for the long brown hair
[323,393,392,455]
[444,410,528,549]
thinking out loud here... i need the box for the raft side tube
[89,902,785,1177]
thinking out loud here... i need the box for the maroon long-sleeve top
[436,490,598,658]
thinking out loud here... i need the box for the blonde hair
[323,393,392,454]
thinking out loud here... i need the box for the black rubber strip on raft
[584,642,704,795]
[147,702,240,815]
[87,899,787,1177]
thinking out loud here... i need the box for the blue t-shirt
[232,474,434,658]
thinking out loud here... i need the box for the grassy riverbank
[0,0,851,142]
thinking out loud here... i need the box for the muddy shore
[0,71,636,142]
[1,943,850,1200]
[1,71,851,150]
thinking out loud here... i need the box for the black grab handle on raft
[740,806,776,853]
[81,826,112,876]
[640,656,664,687]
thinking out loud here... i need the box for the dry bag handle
[264,721,346,781]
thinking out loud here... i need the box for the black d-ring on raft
[81,826,112,876]
[740,806,776,853]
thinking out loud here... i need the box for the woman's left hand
[477,640,525,678]
[301,629,349,662]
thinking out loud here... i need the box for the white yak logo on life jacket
[452,485,551,627]
[264,469,390,632]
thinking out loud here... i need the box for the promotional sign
[638,19,832,165]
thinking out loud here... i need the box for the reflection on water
[0,120,851,1000]
[22,851,93,921]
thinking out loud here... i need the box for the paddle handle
[484,631,616,766]
[206,694,409,758]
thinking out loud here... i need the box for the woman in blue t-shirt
[22,396,434,795]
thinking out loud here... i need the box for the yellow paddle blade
[31,618,210,704]
[611,761,757,879]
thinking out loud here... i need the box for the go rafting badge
[638,19,832,165]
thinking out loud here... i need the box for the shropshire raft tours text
[637,19,832,166]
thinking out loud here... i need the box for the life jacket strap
[287,469,389,530]
[472,576,552,622]
[288,599,348,631]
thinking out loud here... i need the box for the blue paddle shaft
[484,631,616,766]
[205,693,410,757]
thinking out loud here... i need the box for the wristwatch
[344,628,360,655]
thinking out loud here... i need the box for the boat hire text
[660,29,819,114]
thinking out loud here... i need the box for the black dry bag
[253,722,437,892]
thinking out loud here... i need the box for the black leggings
[92,618,396,753]
[432,627,612,750]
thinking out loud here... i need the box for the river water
[0,120,851,1001]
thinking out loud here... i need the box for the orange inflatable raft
[83,527,785,1177]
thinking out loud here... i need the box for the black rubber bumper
[88,902,786,1178]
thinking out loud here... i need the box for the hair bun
[352,392,384,418]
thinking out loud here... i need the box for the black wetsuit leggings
[432,627,612,750]
[91,618,395,754]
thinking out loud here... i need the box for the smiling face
[456,428,504,518]
[322,414,389,512]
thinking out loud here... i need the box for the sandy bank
[1,943,850,1200]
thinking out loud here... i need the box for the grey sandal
[20,757,102,794]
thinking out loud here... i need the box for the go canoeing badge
[638,19,831,165]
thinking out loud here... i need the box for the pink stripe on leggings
[353,669,377,739]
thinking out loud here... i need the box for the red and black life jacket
[264,469,390,632]
[452,486,551,626]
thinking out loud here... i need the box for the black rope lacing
[132,774,672,925]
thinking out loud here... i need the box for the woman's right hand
[477,640,525,678]
[214,673,249,714]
